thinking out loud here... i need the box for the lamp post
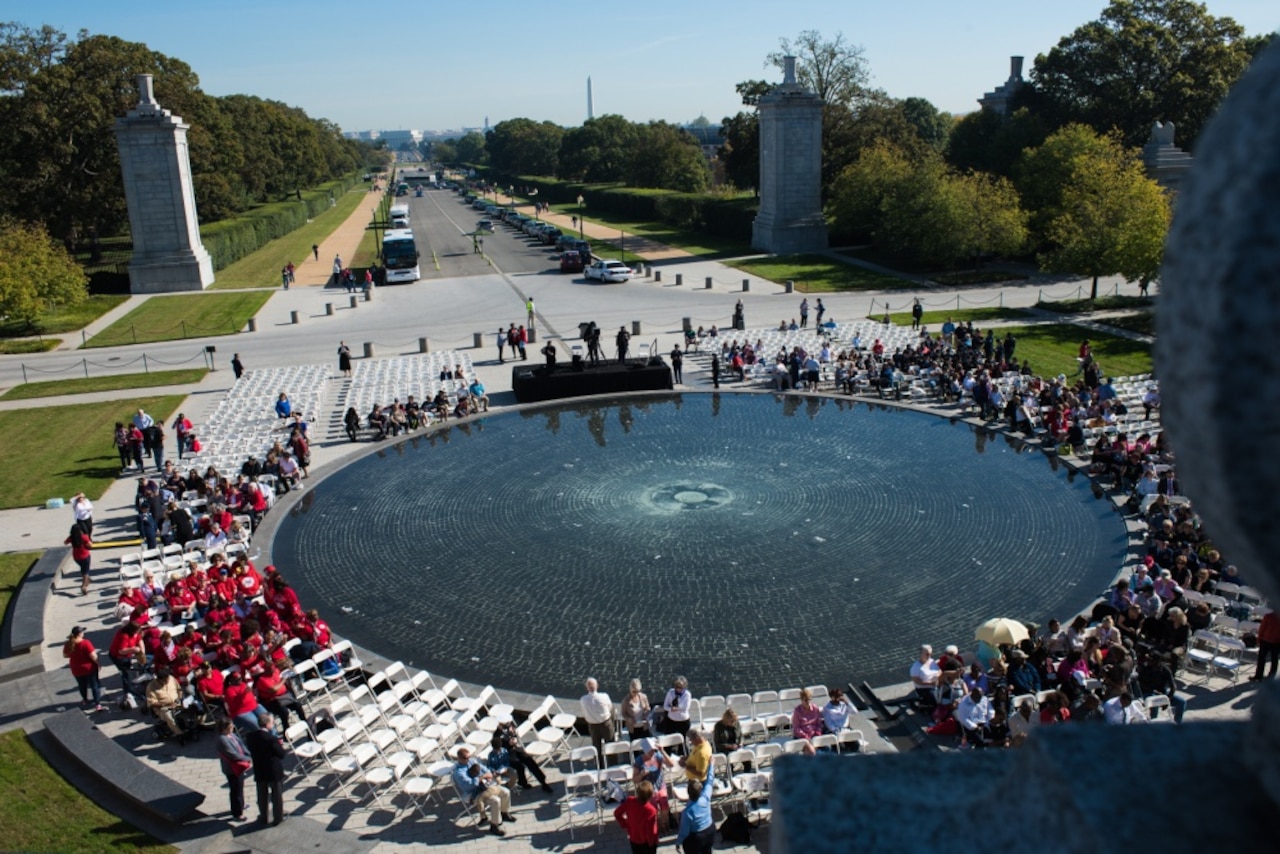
[577,194,585,238]
[620,229,625,265]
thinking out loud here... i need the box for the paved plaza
[0,196,1262,853]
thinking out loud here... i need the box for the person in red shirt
[235,562,263,599]
[117,583,149,616]
[224,673,266,731]
[213,569,238,604]
[1251,611,1280,682]
[614,779,659,854]
[165,578,197,623]
[253,662,302,730]
[290,609,332,662]
[65,524,94,596]
[268,576,302,625]
[194,662,225,707]
[108,621,146,701]
[153,630,180,670]
[63,626,104,710]
[171,646,202,685]
[238,640,266,677]
[176,623,205,653]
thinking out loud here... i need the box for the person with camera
[542,340,557,372]
[490,718,553,792]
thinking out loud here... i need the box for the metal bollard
[247,318,257,332]
[363,342,375,359]
[473,332,484,348]
[527,328,537,344]
[418,337,430,353]
[325,303,334,316]
[349,295,359,309]
[365,288,373,302]
[682,316,692,332]
[675,273,684,286]
[290,310,299,324]
[742,279,750,293]
[655,270,662,282]
[705,277,713,290]
[632,320,642,335]
[785,280,794,294]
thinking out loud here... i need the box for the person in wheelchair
[146,666,185,738]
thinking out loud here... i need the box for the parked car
[560,250,585,273]
[568,239,592,259]
[556,234,578,252]
[539,227,563,245]
[477,219,493,232]
[584,259,633,283]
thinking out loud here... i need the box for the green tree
[953,171,1029,265]
[454,131,487,166]
[945,106,1049,177]
[0,218,88,329]
[486,118,563,177]
[557,115,639,182]
[624,122,710,192]
[828,141,917,244]
[1021,125,1170,297]
[768,30,871,107]
[1030,0,1262,150]
[717,110,758,194]
[900,97,953,152]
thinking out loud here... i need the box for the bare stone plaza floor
[0,207,1263,853]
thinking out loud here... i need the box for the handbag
[230,758,252,777]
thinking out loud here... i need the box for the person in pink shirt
[791,688,823,740]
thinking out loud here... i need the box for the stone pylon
[752,56,828,255]
[113,74,215,293]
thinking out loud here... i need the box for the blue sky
[5,0,1276,133]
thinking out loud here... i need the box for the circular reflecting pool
[272,393,1125,697]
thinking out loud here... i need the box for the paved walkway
[489,190,694,261]
[293,188,384,288]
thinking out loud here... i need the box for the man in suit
[245,711,287,826]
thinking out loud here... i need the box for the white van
[389,204,410,229]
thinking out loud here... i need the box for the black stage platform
[512,358,673,403]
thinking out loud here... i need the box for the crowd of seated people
[911,483,1266,747]
[358,383,491,441]
[109,558,334,738]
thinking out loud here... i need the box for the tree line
[0,23,374,253]
[428,114,713,194]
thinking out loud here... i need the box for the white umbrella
[975,617,1029,647]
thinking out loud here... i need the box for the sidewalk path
[292,188,383,287]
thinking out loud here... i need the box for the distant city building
[682,121,723,160]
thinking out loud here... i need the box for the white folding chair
[563,771,602,838]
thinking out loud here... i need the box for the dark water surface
[273,393,1125,697]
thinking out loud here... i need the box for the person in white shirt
[660,676,693,739]
[1104,692,1149,725]
[132,408,154,431]
[204,523,228,551]
[910,645,941,706]
[580,677,614,762]
[955,688,994,748]
[71,493,94,535]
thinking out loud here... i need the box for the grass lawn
[0,295,130,339]
[210,188,371,289]
[548,203,753,258]
[1000,325,1153,379]
[0,552,39,625]
[878,307,1034,326]
[349,222,379,269]
[0,338,61,354]
[1036,294,1154,314]
[1102,311,1155,337]
[0,395,184,509]
[0,730,175,853]
[727,254,907,292]
[1,368,207,401]
[86,293,271,348]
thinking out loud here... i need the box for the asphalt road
[401,187,565,279]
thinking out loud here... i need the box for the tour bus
[389,203,410,229]
[382,228,420,283]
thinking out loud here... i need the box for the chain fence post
[131,325,137,345]
[143,354,149,373]
[82,359,89,379]
[21,364,27,384]
[181,321,187,338]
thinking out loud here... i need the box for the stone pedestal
[114,74,214,293]
[1142,121,1193,192]
[752,57,828,255]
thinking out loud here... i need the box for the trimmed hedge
[199,173,360,270]
[473,169,758,242]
